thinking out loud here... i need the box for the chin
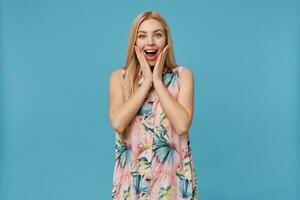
[148,61,156,67]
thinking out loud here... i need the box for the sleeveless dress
[112,66,199,200]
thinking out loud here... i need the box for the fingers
[134,46,142,61]
[163,45,169,53]
[135,46,147,64]
[135,46,151,77]
[161,45,169,61]
[135,46,142,61]
[134,45,140,56]
[157,45,169,65]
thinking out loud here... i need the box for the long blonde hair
[122,11,178,101]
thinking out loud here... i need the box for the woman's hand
[153,45,169,83]
[135,46,153,83]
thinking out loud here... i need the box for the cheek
[157,38,167,47]
[136,39,144,47]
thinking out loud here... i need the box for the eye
[154,33,162,38]
[138,34,146,39]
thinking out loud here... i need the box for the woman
[109,11,199,199]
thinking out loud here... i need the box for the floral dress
[112,66,199,200]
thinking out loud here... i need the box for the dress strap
[121,69,126,79]
[177,66,184,77]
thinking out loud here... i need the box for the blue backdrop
[0,0,299,199]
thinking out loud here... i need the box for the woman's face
[136,19,167,67]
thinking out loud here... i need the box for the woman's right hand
[135,46,153,83]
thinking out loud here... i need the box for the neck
[150,65,154,72]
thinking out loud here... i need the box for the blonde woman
[109,11,199,199]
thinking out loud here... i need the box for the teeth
[145,49,157,53]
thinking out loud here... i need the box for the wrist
[143,79,153,88]
[153,79,163,86]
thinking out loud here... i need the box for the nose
[146,36,154,45]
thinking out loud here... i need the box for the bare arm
[153,67,194,135]
[109,69,152,134]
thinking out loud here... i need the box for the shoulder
[177,66,194,84]
[109,68,125,86]
[180,66,193,76]
[110,68,124,78]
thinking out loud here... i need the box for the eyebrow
[137,29,164,33]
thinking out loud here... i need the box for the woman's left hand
[153,45,169,83]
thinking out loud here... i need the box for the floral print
[112,66,198,199]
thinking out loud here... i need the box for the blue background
[1,0,299,199]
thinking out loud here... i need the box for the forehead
[138,19,164,32]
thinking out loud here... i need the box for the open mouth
[144,49,158,60]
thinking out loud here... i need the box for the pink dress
[112,66,199,199]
